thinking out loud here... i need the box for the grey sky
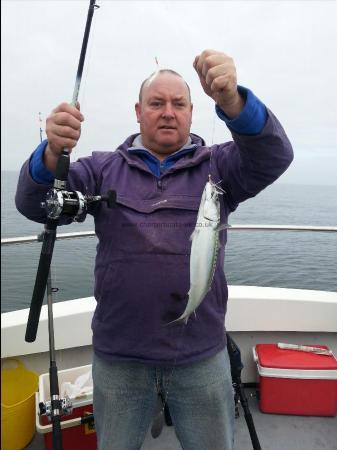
[2,0,337,185]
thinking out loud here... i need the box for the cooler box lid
[254,344,337,380]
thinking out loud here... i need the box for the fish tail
[165,313,190,327]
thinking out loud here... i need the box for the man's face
[135,73,193,160]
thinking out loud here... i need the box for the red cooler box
[253,344,337,416]
[36,364,96,450]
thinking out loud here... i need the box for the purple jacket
[16,110,293,365]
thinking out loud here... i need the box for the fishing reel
[39,396,73,421]
[40,187,116,222]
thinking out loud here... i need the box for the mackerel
[173,177,223,324]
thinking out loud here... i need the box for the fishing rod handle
[50,363,63,450]
[50,363,60,397]
[52,417,63,450]
[238,384,262,450]
[25,223,57,342]
[244,412,262,450]
[54,151,70,185]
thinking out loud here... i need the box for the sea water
[1,171,336,313]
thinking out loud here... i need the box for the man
[16,50,293,449]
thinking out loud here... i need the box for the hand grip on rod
[25,222,57,342]
[55,150,70,183]
[50,363,63,450]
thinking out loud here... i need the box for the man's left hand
[194,49,244,118]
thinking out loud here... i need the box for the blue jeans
[93,349,235,450]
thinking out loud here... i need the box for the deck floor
[26,389,337,450]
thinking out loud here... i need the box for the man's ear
[135,102,141,123]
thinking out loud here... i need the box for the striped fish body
[174,180,221,324]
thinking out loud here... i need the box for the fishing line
[159,2,216,178]
[210,110,217,146]
[208,124,216,182]
[145,56,161,89]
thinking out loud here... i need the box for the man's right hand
[44,102,84,172]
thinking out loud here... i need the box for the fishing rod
[39,112,43,144]
[24,2,113,450]
[36,111,68,448]
[25,0,105,344]
[37,231,65,450]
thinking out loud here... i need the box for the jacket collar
[116,133,210,175]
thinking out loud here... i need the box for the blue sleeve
[29,140,55,184]
[215,85,267,136]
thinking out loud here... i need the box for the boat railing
[1,225,337,246]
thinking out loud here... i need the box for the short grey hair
[138,69,191,102]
